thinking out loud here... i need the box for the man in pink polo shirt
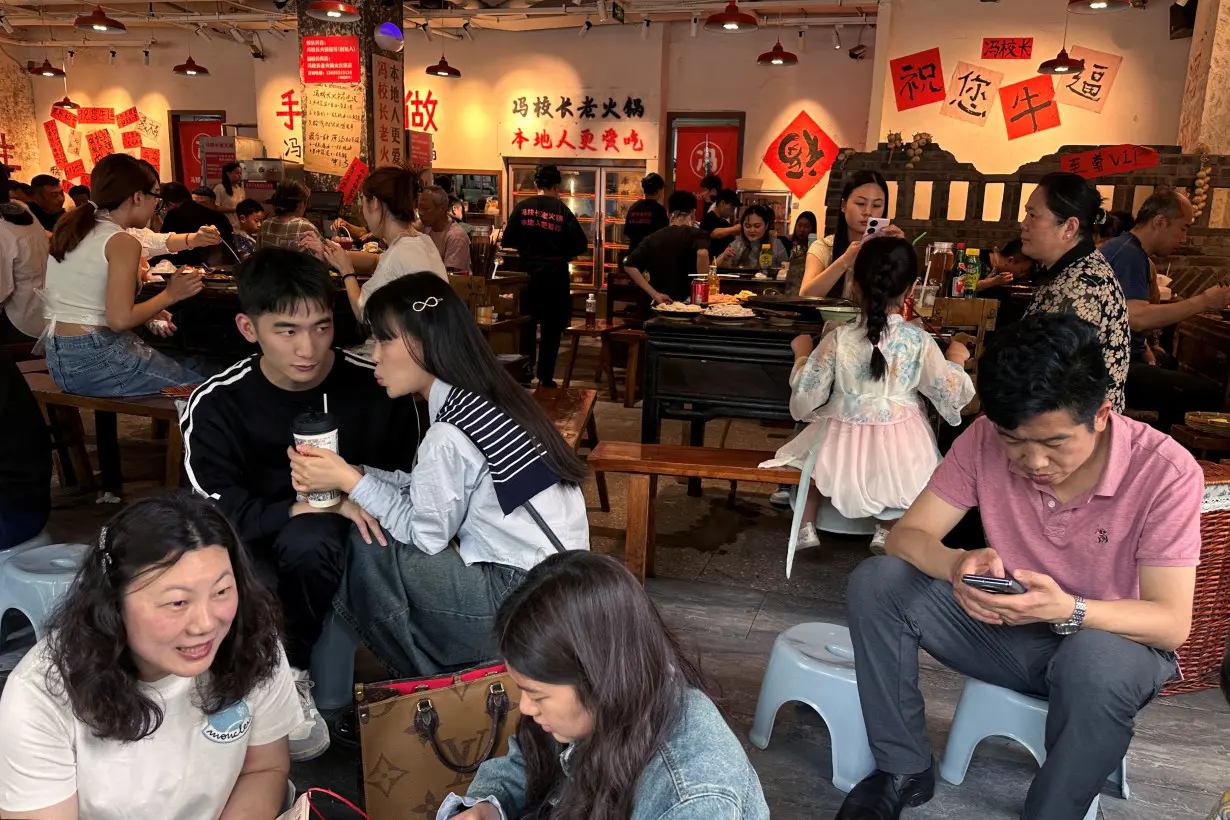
[836,313,1201,820]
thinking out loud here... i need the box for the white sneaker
[769,487,793,509]
[869,525,889,556]
[288,668,331,762]
[797,522,821,550]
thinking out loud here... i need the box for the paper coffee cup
[292,411,341,508]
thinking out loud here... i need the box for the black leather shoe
[834,761,936,819]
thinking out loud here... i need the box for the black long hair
[791,210,817,245]
[497,552,717,820]
[0,163,35,227]
[853,236,918,381]
[219,162,241,197]
[365,273,587,485]
[831,170,890,263]
[44,493,282,742]
[1036,172,1104,241]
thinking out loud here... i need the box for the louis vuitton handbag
[355,663,521,820]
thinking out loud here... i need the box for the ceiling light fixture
[421,22,433,40]
[73,5,127,34]
[832,25,842,49]
[462,20,474,40]
[596,0,608,23]
[196,25,212,41]
[306,0,359,22]
[67,49,75,66]
[109,50,116,65]
[229,27,246,43]
[1038,16,1085,74]
[31,58,66,78]
[53,95,80,110]
[757,39,797,65]
[705,1,758,32]
[641,17,650,39]
[797,28,806,53]
[579,17,591,37]
[1067,0,1130,11]
[0,14,13,35]
[173,55,209,75]
[426,53,460,78]
[690,14,698,36]
[143,48,150,65]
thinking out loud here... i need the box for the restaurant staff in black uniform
[623,173,669,255]
[501,164,590,388]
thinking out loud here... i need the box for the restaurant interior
[2,0,1230,817]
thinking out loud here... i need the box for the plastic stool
[310,610,358,712]
[785,447,876,578]
[0,529,53,570]
[0,543,86,646]
[749,622,875,792]
[939,677,1129,820]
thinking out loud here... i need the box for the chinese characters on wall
[940,62,1003,127]
[1060,144,1158,179]
[509,94,647,121]
[762,111,838,199]
[1058,47,1122,114]
[304,84,364,175]
[301,36,361,84]
[890,48,947,112]
[999,75,1061,140]
[372,54,404,166]
[981,38,1033,59]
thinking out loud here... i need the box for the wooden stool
[561,318,625,401]
[1170,424,1230,461]
[610,328,647,409]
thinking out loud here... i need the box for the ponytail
[49,204,100,262]
[852,236,919,382]
[51,153,157,262]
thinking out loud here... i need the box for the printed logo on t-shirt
[202,700,252,744]
[1096,527,1109,545]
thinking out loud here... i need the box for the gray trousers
[847,556,1176,820]
[333,528,526,680]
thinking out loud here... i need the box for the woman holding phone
[800,170,904,300]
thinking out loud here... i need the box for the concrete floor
[7,338,1228,820]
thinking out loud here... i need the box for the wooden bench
[24,372,185,490]
[533,386,609,512]
[588,442,800,582]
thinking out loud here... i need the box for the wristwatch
[1051,596,1086,635]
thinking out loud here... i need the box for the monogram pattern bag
[356,664,521,820]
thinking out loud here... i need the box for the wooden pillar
[1178,0,1230,153]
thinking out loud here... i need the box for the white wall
[878,0,1189,174]
[254,34,305,164]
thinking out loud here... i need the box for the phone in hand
[962,574,1027,595]
[865,217,892,238]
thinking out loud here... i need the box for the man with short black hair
[26,175,65,233]
[700,188,741,258]
[1102,189,1229,430]
[155,181,233,266]
[181,248,420,761]
[623,190,710,306]
[623,172,669,255]
[699,173,723,206]
[191,186,217,208]
[67,185,91,210]
[835,312,1201,820]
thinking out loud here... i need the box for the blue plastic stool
[0,543,86,647]
[749,622,876,792]
[310,610,358,712]
[939,677,1129,820]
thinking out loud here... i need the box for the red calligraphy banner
[116,107,139,128]
[763,110,839,200]
[50,106,78,129]
[121,130,142,149]
[63,159,86,180]
[141,147,161,174]
[44,120,68,166]
[336,157,370,204]
[999,75,1061,140]
[1060,145,1159,179]
[301,35,361,84]
[890,47,946,112]
[981,38,1033,59]
[86,129,115,164]
[78,107,115,125]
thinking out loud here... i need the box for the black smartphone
[962,574,1027,595]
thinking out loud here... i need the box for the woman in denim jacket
[438,552,769,820]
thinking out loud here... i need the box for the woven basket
[1184,411,1230,437]
[1162,461,1230,695]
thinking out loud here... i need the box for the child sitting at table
[763,236,975,553]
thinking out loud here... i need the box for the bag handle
[524,500,566,553]
[413,681,510,774]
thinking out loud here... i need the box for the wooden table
[561,318,626,400]
[533,386,608,511]
[1173,313,1230,411]
[1171,424,1230,460]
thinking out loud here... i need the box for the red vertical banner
[141,147,161,175]
[86,130,115,164]
[44,120,68,166]
[172,120,223,186]
[674,125,740,198]
[336,157,370,203]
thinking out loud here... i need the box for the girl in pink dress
[764,237,975,553]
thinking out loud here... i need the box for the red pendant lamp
[306,0,359,22]
[53,95,80,109]
[173,55,210,76]
[704,1,758,32]
[30,58,66,78]
[1038,15,1086,75]
[426,54,461,78]
[73,5,127,34]
[757,40,797,66]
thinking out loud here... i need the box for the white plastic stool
[785,447,876,578]
[0,543,86,646]
[310,610,358,712]
[0,529,53,570]
[939,677,1129,820]
[749,622,876,792]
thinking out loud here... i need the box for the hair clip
[97,525,112,572]
[412,296,442,313]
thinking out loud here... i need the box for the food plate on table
[703,304,756,321]
[653,303,703,321]
[753,307,800,326]
[743,294,856,323]
[1185,411,1230,435]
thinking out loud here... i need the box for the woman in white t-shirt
[301,166,446,322]
[212,163,245,232]
[0,494,302,820]
[800,170,904,300]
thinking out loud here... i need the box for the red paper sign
[78,107,115,125]
[141,147,161,174]
[675,125,740,218]
[999,75,1061,140]
[301,35,361,84]
[63,159,86,180]
[44,120,68,166]
[981,38,1033,59]
[61,178,75,195]
[890,48,946,112]
[763,111,839,200]
[50,106,78,129]
[409,130,433,166]
[336,157,370,204]
[116,107,139,128]
[1060,144,1159,179]
[121,130,142,149]
[86,129,115,164]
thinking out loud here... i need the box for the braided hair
[852,236,919,381]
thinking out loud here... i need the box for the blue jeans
[45,330,204,398]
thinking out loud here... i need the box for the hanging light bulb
[1038,16,1085,74]
[73,5,127,34]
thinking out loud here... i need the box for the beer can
[691,280,708,306]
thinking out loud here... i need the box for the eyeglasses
[413,297,441,312]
